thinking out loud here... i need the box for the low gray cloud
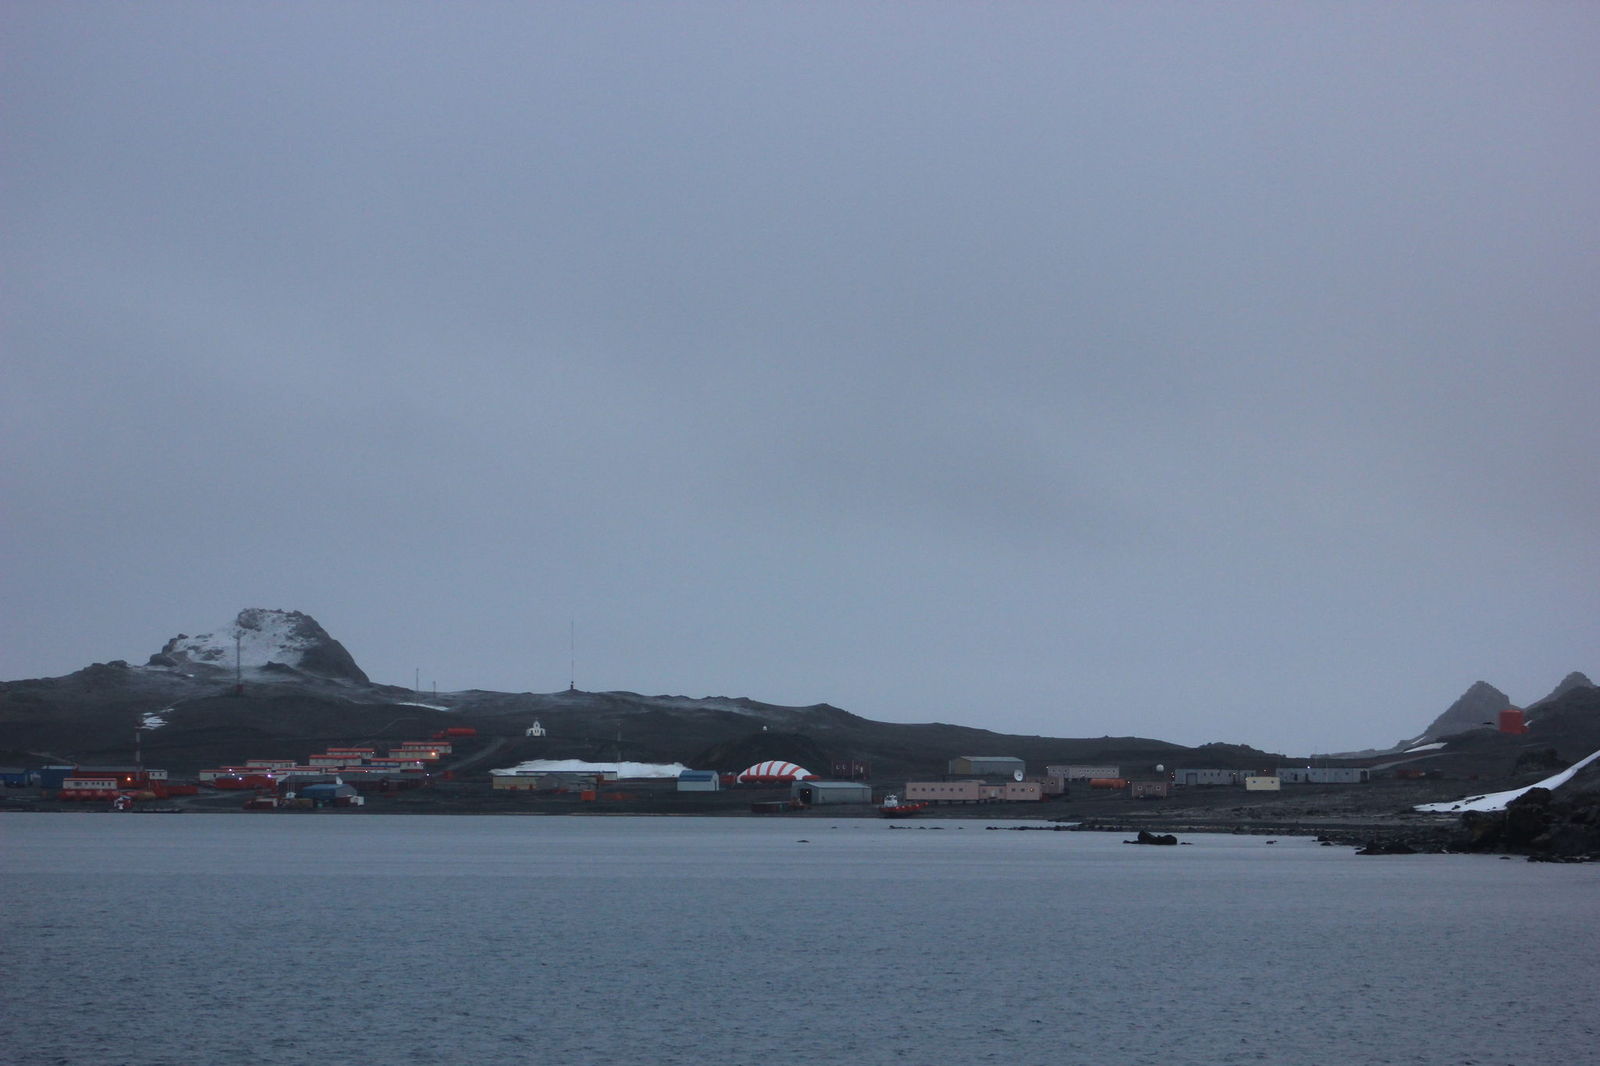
[4,3,1596,753]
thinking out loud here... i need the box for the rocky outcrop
[148,609,368,683]
[1512,748,1567,774]
[1461,787,1600,860]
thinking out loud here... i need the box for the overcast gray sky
[4,3,1596,754]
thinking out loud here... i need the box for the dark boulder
[1463,810,1504,850]
[1355,840,1417,855]
[1126,830,1178,845]
[1503,789,1554,847]
[1529,790,1600,858]
[1458,786,1600,858]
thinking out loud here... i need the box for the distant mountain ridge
[0,607,1290,777]
[1397,673,1598,750]
[2,608,1594,779]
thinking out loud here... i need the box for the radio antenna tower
[568,620,576,692]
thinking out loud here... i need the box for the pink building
[397,741,450,755]
[905,781,985,803]
[1000,780,1043,801]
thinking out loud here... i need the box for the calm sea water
[5,814,1596,1065]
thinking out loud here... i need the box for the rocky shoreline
[1060,784,1600,862]
[8,785,1598,863]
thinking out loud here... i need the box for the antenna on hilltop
[568,620,576,692]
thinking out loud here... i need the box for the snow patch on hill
[148,609,368,682]
[158,610,310,670]
[493,759,689,779]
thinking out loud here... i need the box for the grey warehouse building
[791,780,872,805]
[948,756,1025,777]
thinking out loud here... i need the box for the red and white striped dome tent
[737,761,817,784]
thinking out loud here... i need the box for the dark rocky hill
[1525,684,1600,751]
[3,610,1594,795]
[690,731,836,775]
[1411,680,1511,745]
[1528,671,1597,713]
[0,664,1282,782]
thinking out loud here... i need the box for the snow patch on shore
[1415,747,1600,813]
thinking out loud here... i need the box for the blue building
[37,766,77,790]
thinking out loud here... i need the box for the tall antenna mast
[568,620,576,691]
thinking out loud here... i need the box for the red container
[1498,709,1529,735]
[1089,778,1130,790]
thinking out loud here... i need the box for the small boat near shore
[878,795,926,818]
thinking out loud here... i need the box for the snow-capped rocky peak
[148,608,369,683]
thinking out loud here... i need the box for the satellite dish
[1013,769,1024,782]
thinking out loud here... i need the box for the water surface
[6,814,1596,1064]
